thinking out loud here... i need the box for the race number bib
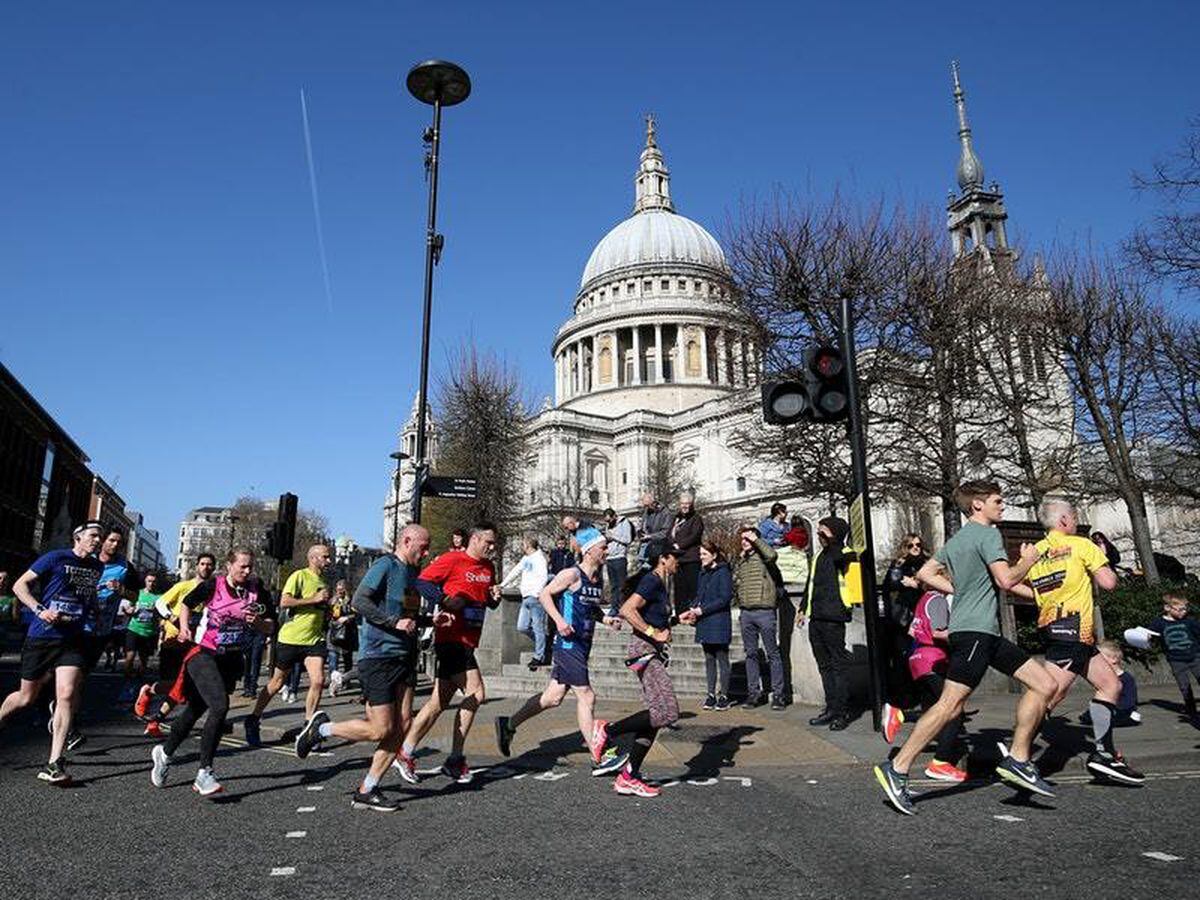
[49,599,84,623]
[462,605,486,629]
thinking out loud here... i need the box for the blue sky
[3,1,1196,561]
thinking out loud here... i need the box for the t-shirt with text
[1029,532,1110,645]
[419,551,496,649]
[26,549,104,641]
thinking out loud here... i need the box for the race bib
[136,608,156,624]
[49,599,84,622]
[215,621,247,650]
[462,605,486,628]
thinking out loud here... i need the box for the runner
[0,522,104,784]
[592,548,697,798]
[243,544,331,746]
[1020,499,1144,785]
[121,572,161,698]
[134,553,216,737]
[294,525,431,812]
[494,527,629,776]
[88,527,140,689]
[150,548,275,797]
[873,480,1056,815]
[393,521,501,785]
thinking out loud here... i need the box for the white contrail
[300,88,335,316]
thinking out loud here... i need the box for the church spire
[952,61,985,192]
[633,113,674,214]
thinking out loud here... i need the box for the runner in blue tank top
[494,527,629,776]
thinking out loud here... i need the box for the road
[1,673,1198,899]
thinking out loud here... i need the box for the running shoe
[441,757,473,784]
[1128,710,1142,724]
[134,683,155,719]
[65,731,86,753]
[715,694,731,711]
[881,702,905,744]
[150,745,171,787]
[589,719,609,765]
[494,716,513,757]
[1085,750,1145,786]
[995,756,1055,797]
[745,694,766,709]
[351,788,401,812]
[37,758,71,785]
[613,769,661,798]
[192,768,223,797]
[591,746,630,777]
[295,710,329,760]
[702,694,716,710]
[392,750,419,784]
[770,699,787,711]
[143,720,165,740]
[243,714,262,748]
[872,759,916,816]
[924,759,968,783]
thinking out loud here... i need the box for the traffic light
[268,521,290,562]
[272,492,298,562]
[761,345,850,425]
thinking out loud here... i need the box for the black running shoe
[65,731,86,753]
[702,694,716,710]
[1086,750,1145,786]
[295,710,329,760]
[872,759,915,816]
[770,699,787,711]
[244,714,262,747]
[37,758,71,785]
[351,788,401,812]
[495,716,513,757]
[995,755,1055,797]
[744,694,765,709]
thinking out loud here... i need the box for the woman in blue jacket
[690,538,733,710]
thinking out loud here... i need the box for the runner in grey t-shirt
[934,521,1007,636]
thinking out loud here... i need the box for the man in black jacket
[803,517,854,730]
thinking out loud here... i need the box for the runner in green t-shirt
[122,573,161,694]
[244,544,331,745]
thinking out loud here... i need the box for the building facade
[126,510,165,574]
[176,506,234,576]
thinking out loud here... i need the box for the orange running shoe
[881,703,905,744]
[924,759,968,782]
[134,684,155,719]
[144,720,164,739]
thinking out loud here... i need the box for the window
[736,476,746,492]
[661,279,669,291]
[678,280,687,291]
[643,280,653,293]
[599,346,613,384]
[589,488,600,506]
[686,340,701,377]
[612,284,620,297]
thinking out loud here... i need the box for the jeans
[605,557,627,613]
[702,643,731,696]
[809,618,851,715]
[517,595,547,661]
[741,609,784,698]
[242,630,266,694]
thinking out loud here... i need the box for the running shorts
[83,634,108,671]
[124,630,158,660]
[275,640,327,672]
[358,656,416,705]
[1043,640,1097,675]
[550,645,591,687]
[20,636,87,681]
[946,631,1029,689]
[434,642,479,678]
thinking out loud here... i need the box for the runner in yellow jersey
[1020,500,1143,785]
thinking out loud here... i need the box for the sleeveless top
[554,565,605,656]
[907,591,950,680]
[195,577,261,654]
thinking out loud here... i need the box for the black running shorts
[20,636,87,681]
[124,630,158,660]
[946,631,1029,689]
[434,642,479,679]
[358,656,416,706]
[1043,640,1097,675]
[275,640,327,672]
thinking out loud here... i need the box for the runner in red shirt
[394,521,500,784]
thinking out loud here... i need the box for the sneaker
[192,767,223,797]
[351,787,401,812]
[1128,710,1142,724]
[872,759,915,816]
[37,758,71,785]
[924,759,968,783]
[440,756,473,784]
[702,694,717,710]
[995,756,1055,797]
[589,720,609,765]
[150,744,171,787]
[829,715,851,731]
[808,709,836,726]
[243,715,262,748]
[881,703,905,744]
[715,694,731,711]
[288,689,302,704]
[592,746,630,777]
[65,731,86,753]
[240,689,256,699]
[770,699,787,711]
[613,768,661,798]
[1086,750,1145,786]
[329,670,345,697]
[392,750,419,784]
[144,720,165,740]
[745,694,765,709]
[134,684,155,719]
[295,710,329,760]
[494,716,513,757]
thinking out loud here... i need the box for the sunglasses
[907,541,923,549]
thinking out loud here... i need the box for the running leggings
[605,709,656,776]
[917,672,962,763]
[702,643,730,696]
[164,650,241,769]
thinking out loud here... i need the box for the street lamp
[405,59,471,525]
[389,450,411,549]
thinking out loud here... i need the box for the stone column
[700,326,710,384]
[715,329,727,385]
[632,325,642,385]
[591,334,601,392]
[654,323,664,383]
[731,333,743,387]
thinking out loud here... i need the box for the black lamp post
[389,450,411,549]
[405,59,471,525]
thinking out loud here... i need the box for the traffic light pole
[839,291,885,733]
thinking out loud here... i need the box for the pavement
[1,661,1199,899]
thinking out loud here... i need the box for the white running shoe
[151,745,171,788]
[192,767,223,797]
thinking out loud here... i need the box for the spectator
[783,515,810,551]
[326,579,357,696]
[758,503,789,548]
[242,585,272,698]
[603,507,634,613]
[548,536,574,577]
[670,492,704,613]
[1089,531,1121,569]
[638,492,673,568]
[449,528,468,553]
[1097,640,1140,725]
[1125,593,1200,721]
[690,538,733,710]
[735,525,785,710]
[803,516,855,731]
[882,533,929,707]
[501,536,550,670]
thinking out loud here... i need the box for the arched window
[599,346,613,384]
[686,340,701,377]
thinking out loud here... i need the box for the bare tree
[229,495,332,586]
[1149,313,1200,501]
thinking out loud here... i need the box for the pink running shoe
[881,703,905,745]
[391,750,419,784]
[613,769,661,798]
[590,719,609,765]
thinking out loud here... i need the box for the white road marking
[533,771,570,782]
[270,867,296,877]
[658,779,681,788]
[805,779,818,785]
[285,831,307,838]
[993,814,1024,822]
[724,776,753,787]
[296,806,316,813]
[305,785,324,791]
[1142,851,1183,862]
[686,777,718,786]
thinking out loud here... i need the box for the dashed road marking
[1142,851,1184,862]
[993,814,1024,822]
[724,776,753,787]
[305,785,324,791]
[285,831,307,838]
[805,779,818,785]
[296,806,316,813]
[270,867,296,877]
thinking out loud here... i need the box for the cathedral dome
[581,210,727,288]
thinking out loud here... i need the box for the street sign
[422,475,479,500]
[848,494,867,554]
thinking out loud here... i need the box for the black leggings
[164,651,241,769]
[702,643,730,696]
[606,709,657,776]
[917,672,962,763]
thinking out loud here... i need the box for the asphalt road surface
[2,688,1198,900]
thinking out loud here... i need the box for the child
[1125,593,1200,721]
[1097,640,1140,725]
